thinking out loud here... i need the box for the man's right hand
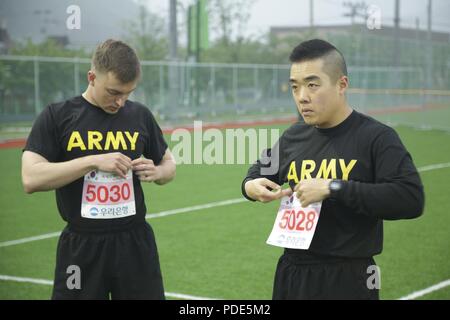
[244,178,293,203]
[92,152,132,179]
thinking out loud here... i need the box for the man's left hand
[294,178,331,207]
[132,158,161,182]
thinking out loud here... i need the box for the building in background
[0,21,11,54]
[270,24,450,43]
[0,0,140,50]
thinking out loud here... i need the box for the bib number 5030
[85,183,131,203]
[278,209,316,231]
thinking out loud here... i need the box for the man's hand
[93,152,132,179]
[245,178,293,203]
[132,157,161,182]
[294,178,331,207]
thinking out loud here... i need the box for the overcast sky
[143,0,450,39]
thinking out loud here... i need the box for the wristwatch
[328,179,343,198]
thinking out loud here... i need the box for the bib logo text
[67,131,139,151]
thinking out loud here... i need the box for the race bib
[81,169,136,219]
[266,195,322,250]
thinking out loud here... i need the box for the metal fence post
[272,65,277,101]
[233,65,237,108]
[210,65,215,110]
[254,67,259,102]
[74,57,80,95]
[33,56,40,115]
[159,64,165,109]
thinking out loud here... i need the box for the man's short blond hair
[92,39,141,83]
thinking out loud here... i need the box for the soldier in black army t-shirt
[242,39,424,300]
[22,39,176,299]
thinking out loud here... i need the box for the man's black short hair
[289,39,348,83]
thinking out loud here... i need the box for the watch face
[330,181,341,191]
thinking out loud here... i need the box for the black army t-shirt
[25,96,168,232]
[242,110,424,258]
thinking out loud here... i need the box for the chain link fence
[1,34,449,133]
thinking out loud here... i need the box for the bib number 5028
[278,209,316,231]
[85,183,131,203]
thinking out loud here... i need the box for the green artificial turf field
[0,123,449,300]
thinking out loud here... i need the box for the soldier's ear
[87,70,96,86]
[338,76,348,95]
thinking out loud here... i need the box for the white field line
[0,161,448,249]
[417,162,450,172]
[0,198,247,248]
[144,198,246,219]
[0,274,218,300]
[398,279,450,300]
[1,274,448,300]
[0,232,62,248]
[1,162,450,300]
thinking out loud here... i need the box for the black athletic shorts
[51,221,165,300]
[272,252,380,300]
